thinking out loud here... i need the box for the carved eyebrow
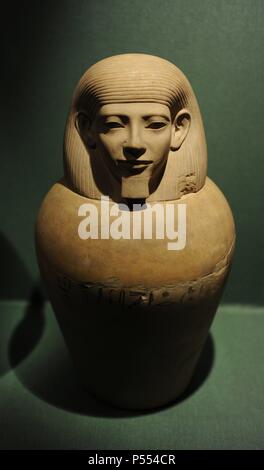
[98,114,171,124]
[142,114,171,122]
[100,114,126,119]
[100,114,170,120]
[99,114,129,124]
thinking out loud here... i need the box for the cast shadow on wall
[0,233,46,377]
[0,233,35,300]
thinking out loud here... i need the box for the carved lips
[116,159,153,175]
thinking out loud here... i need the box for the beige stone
[36,54,235,410]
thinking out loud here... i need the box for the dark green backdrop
[2,0,264,305]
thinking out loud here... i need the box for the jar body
[35,177,235,410]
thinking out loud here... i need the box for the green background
[1,0,264,450]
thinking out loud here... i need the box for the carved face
[78,102,190,199]
[65,54,207,202]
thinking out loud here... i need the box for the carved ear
[75,112,96,149]
[170,108,191,151]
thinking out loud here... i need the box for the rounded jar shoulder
[35,177,235,287]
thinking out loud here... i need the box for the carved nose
[123,147,146,159]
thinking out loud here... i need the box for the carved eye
[104,121,124,130]
[146,122,167,129]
